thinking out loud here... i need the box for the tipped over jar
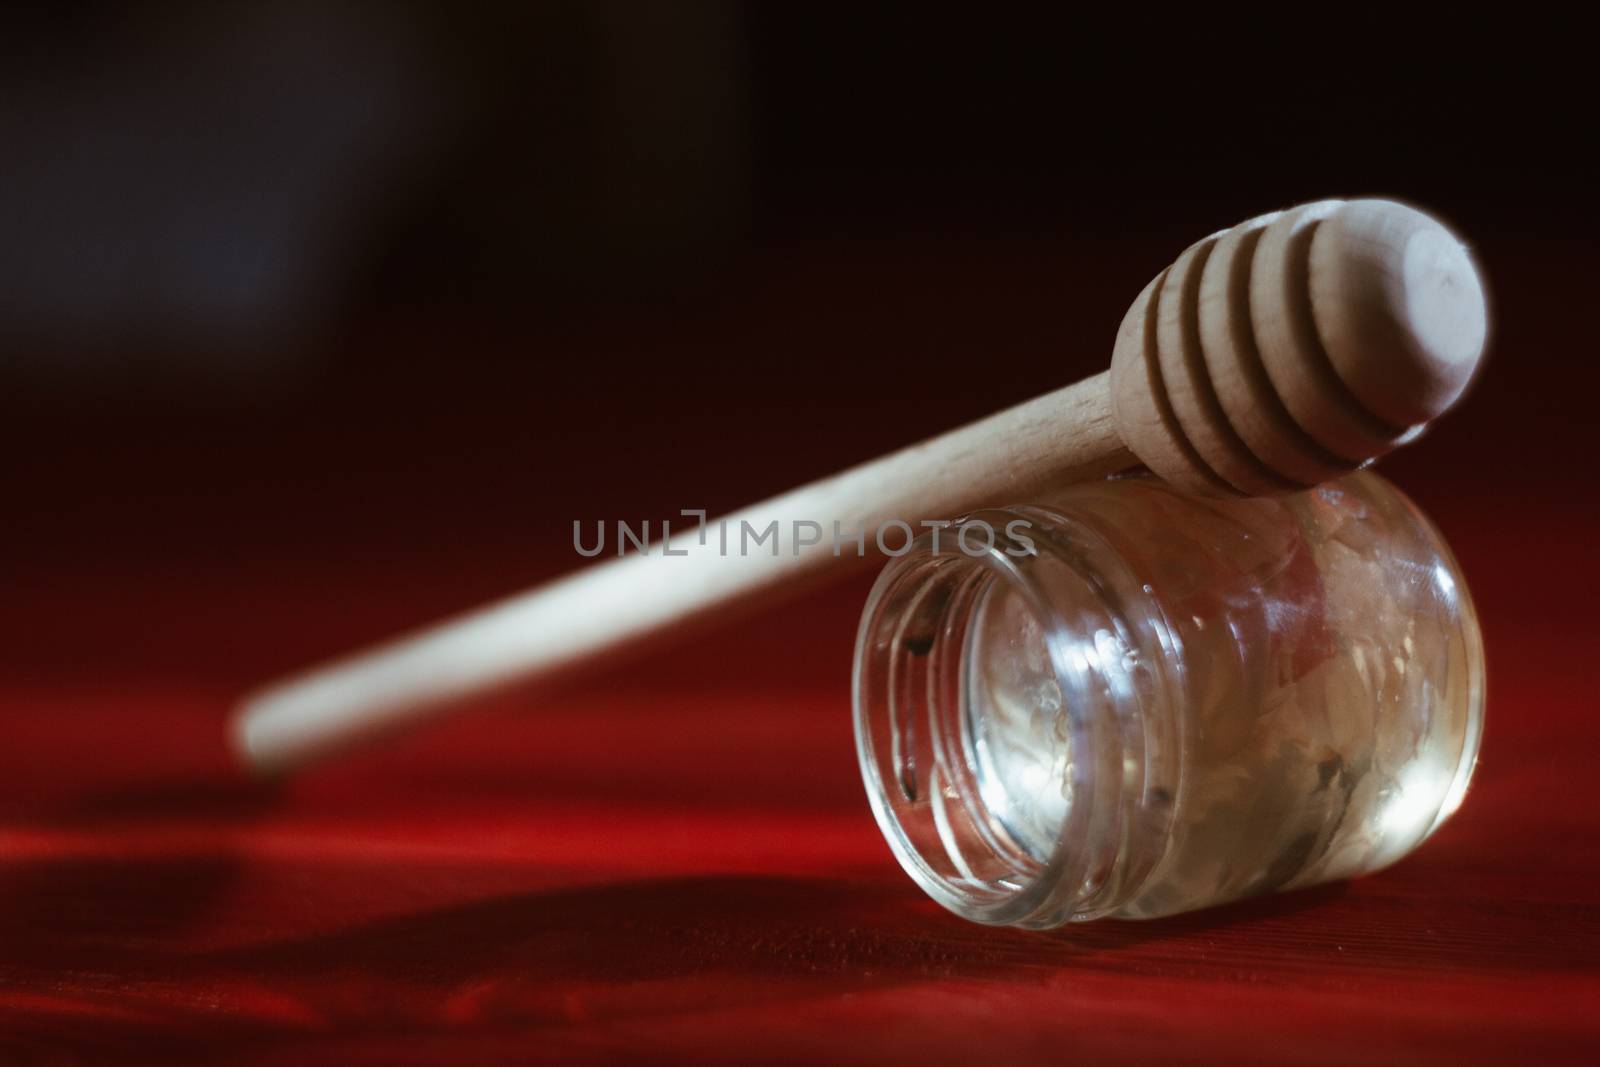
[853,472,1484,929]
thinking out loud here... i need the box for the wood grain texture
[1250,202,1415,462]
[1110,271,1236,495]
[1309,200,1488,427]
[1155,232,1299,496]
[1110,198,1485,495]
[1198,212,1358,488]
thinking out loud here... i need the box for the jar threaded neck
[853,506,1178,927]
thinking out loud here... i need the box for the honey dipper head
[1109,198,1488,496]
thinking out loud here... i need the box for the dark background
[2,6,1597,1062]
[4,3,1593,687]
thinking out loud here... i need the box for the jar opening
[853,509,1156,927]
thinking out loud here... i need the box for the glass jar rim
[852,504,1179,927]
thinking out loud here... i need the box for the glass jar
[853,471,1484,929]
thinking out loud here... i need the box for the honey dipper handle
[234,372,1132,772]
[236,197,1489,773]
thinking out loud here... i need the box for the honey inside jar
[854,472,1484,928]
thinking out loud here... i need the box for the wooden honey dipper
[235,198,1488,773]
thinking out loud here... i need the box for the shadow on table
[204,872,1350,988]
[0,781,274,965]
[0,860,1352,1063]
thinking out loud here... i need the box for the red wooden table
[3,239,1596,1063]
